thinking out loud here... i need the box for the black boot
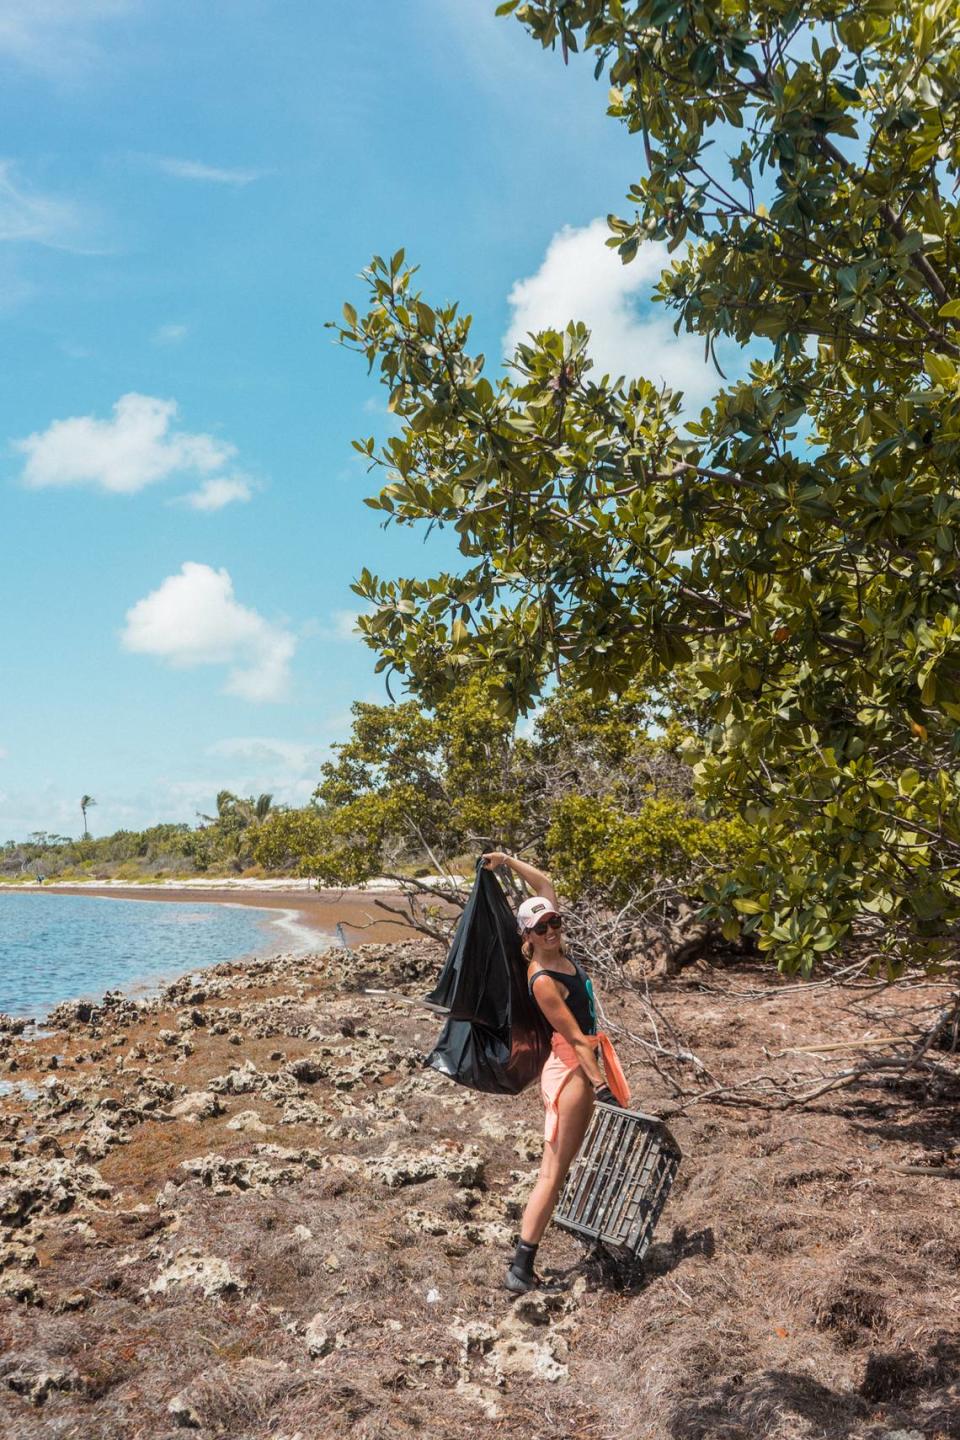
[505,1239,539,1293]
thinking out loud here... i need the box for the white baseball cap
[517,896,560,932]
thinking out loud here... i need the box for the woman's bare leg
[519,1072,594,1244]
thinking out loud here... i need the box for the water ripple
[0,893,311,1019]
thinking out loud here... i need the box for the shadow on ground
[669,1336,960,1440]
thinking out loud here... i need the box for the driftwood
[780,1035,906,1054]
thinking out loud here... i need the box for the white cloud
[15,392,236,495]
[183,476,253,512]
[121,562,296,703]
[204,737,329,805]
[329,609,361,641]
[300,610,369,643]
[505,218,742,407]
[421,0,560,101]
[153,321,188,345]
[153,157,262,186]
[0,1,130,76]
[0,160,99,252]
[0,782,90,843]
[209,737,324,770]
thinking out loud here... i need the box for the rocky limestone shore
[1,939,958,1440]
[0,940,604,1438]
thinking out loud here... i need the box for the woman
[481,850,631,1294]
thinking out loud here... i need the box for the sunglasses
[529,915,563,936]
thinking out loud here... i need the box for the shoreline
[0,881,446,947]
[0,882,453,1026]
[0,874,464,891]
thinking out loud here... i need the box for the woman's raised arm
[481,852,559,910]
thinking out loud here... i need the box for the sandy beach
[2,880,457,947]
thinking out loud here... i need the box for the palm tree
[199,791,273,828]
[197,791,239,826]
[216,789,239,819]
[196,791,275,872]
[80,795,96,839]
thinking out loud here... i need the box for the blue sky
[0,0,739,841]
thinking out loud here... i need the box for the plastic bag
[423,860,552,1095]
[423,858,514,1026]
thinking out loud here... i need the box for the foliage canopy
[334,0,960,975]
[299,678,742,949]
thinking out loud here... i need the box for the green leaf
[416,301,436,336]
[924,353,956,386]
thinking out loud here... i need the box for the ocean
[0,891,312,1019]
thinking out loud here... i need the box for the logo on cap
[517,896,559,931]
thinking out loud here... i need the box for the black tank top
[528,957,596,1036]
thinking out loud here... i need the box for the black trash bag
[423,860,552,1095]
[423,858,513,1026]
[425,1013,550,1095]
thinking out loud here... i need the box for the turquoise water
[0,893,301,1019]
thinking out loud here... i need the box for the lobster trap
[554,1104,681,1261]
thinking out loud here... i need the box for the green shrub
[547,794,750,906]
